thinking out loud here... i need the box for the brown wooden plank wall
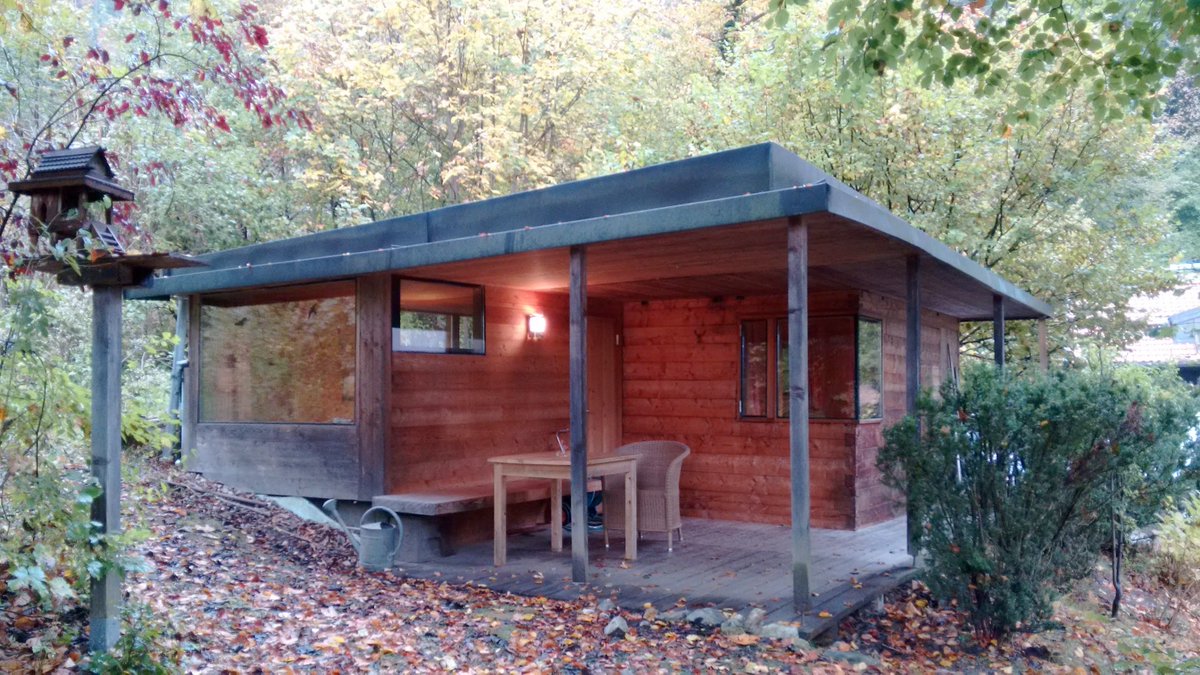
[621,293,862,528]
[855,292,959,527]
[389,287,572,491]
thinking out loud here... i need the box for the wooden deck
[395,516,915,640]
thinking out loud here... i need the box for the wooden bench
[373,479,554,563]
[373,478,603,563]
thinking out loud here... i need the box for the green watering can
[322,500,403,572]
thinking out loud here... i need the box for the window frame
[738,314,885,422]
[391,276,486,355]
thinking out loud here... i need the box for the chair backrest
[615,441,691,488]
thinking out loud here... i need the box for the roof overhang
[126,143,1050,321]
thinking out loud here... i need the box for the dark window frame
[392,276,486,355]
[739,314,885,422]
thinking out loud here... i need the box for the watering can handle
[360,506,404,560]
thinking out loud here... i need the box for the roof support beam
[89,286,123,652]
[905,256,921,559]
[993,294,1006,368]
[787,216,812,612]
[569,245,589,583]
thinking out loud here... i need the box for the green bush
[880,365,1199,640]
[1149,492,1200,631]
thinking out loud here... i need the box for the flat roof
[127,143,1050,320]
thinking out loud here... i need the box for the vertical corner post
[787,217,811,612]
[163,295,189,461]
[89,286,123,653]
[905,255,921,559]
[993,294,1006,368]
[568,245,589,582]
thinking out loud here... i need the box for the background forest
[0,0,1198,665]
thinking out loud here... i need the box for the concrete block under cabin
[129,142,1049,609]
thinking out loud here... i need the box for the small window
[393,278,485,354]
[856,319,883,420]
[743,315,882,421]
[740,320,769,418]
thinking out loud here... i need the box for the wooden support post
[356,275,391,499]
[905,255,921,559]
[569,245,589,583]
[993,294,1005,368]
[163,296,189,461]
[1038,319,1049,372]
[89,286,123,653]
[787,217,811,612]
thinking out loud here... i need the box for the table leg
[625,464,637,561]
[494,465,507,566]
[551,478,563,552]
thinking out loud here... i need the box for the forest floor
[3,460,1199,673]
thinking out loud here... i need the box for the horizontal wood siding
[855,292,960,527]
[622,293,861,529]
[389,287,571,491]
[191,423,359,497]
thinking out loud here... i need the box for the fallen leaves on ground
[4,459,1199,672]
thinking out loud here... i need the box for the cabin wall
[388,286,571,491]
[622,290,961,531]
[855,292,960,527]
[621,292,862,529]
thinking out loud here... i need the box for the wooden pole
[993,294,1005,368]
[1038,319,1049,372]
[905,255,921,559]
[89,286,123,653]
[568,245,589,582]
[787,217,811,612]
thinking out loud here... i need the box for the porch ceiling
[403,216,1036,321]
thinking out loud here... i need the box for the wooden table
[489,452,637,566]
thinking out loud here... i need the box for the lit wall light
[527,313,547,340]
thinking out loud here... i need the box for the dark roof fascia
[6,174,135,201]
[127,185,830,300]
[824,183,1052,320]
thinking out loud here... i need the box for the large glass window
[742,315,882,421]
[199,281,356,424]
[393,278,485,354]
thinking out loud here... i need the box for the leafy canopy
[770,0,1200,121]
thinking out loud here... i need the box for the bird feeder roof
[6,146,135,202]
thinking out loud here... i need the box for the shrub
[880,365,1199,640]
[1149,492,1200,632]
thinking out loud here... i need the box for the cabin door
[587,316,621,455]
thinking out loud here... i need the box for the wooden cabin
[129,143,1049,606]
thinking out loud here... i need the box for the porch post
[1038,319,1049,372]
[568,245,589,582]
[90,286,123,652]
[787,217,811,612]
[905,255,921,559]
[992,294,1005,368]
[163,295,188,461]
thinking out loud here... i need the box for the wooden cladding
[624,291,960,530]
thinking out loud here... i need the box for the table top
[488,451,635,467]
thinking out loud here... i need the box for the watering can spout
[322,498,361,555]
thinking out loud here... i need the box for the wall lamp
[527,313,547,340]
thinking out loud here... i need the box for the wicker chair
[603,441,691,552]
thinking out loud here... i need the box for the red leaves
[215,115,231,133]
[62,36,75,48]
[251,25,269,48]
[125,33,136,43]
[113,0,124,10]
